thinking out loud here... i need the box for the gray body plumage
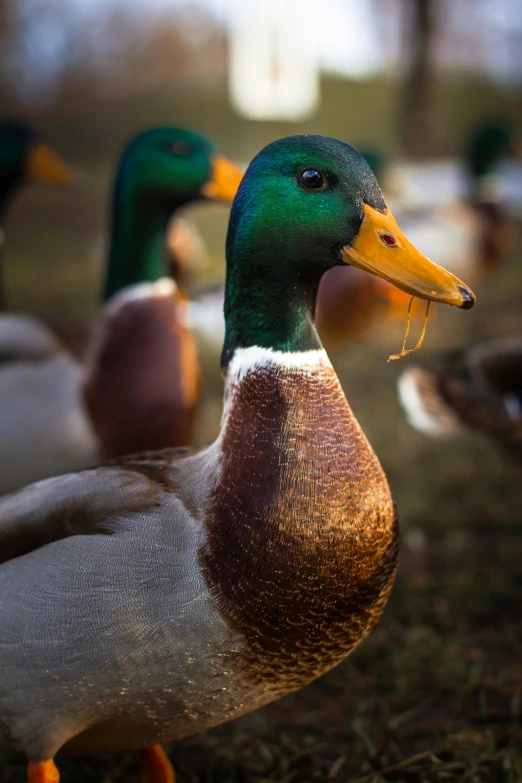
[0,315,98,494]
[0,450,268,761]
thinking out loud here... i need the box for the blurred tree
[400,0,438,156]
[0,0,225,113]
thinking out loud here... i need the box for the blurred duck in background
[0,127,242,494]
[397,123,517,278]
[398,335,522,469]
[381,123,519,317]
[0,134,476,783]
[314,265,389,354]
[0,120,76,308]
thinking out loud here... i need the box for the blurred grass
[1,76,521,781]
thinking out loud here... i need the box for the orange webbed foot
[27,759,60,783]
[137,745,175,783]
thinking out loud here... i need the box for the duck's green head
[105,126,243,300]
[224,135,475,359]
[0,120,75,215]
[114,126,242,209]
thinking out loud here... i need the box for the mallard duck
[398,335,522,468]
[0,120,75,308]
[0,127,242,493]
[0,134,475,783]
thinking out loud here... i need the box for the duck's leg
[27,759,60,783]
[137,745,175,783]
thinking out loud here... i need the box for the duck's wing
[0,446,198,566]
[0,445,214,759]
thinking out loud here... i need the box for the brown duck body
[0,278,203,495]
[0,348,397,760]
[84,279,202,458]
[316,267,386,352]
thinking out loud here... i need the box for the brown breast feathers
[200,359,398,693]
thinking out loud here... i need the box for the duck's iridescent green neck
[222,176,330,366]
[104,178,181,300]
[222,251,322,367]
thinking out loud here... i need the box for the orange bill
[341,203,475,309]
[26,143,76,186]
[201,155,243,204]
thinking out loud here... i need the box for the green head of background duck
[84,127,243,457]
[466,123,515,186]
[0,120,75,309]
[0,135,475,783]
[104,125,240,299]
[0,120,75,222]
[464,123,520,275]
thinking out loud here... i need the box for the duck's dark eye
[171,141,190,156]
[299,169,324,189]
[381,233,396,246]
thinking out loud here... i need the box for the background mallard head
[466,123,514,181]
[0,120,75,219]
[105,126,243,299]
[112,126,239,210]
[105,126,242,300]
